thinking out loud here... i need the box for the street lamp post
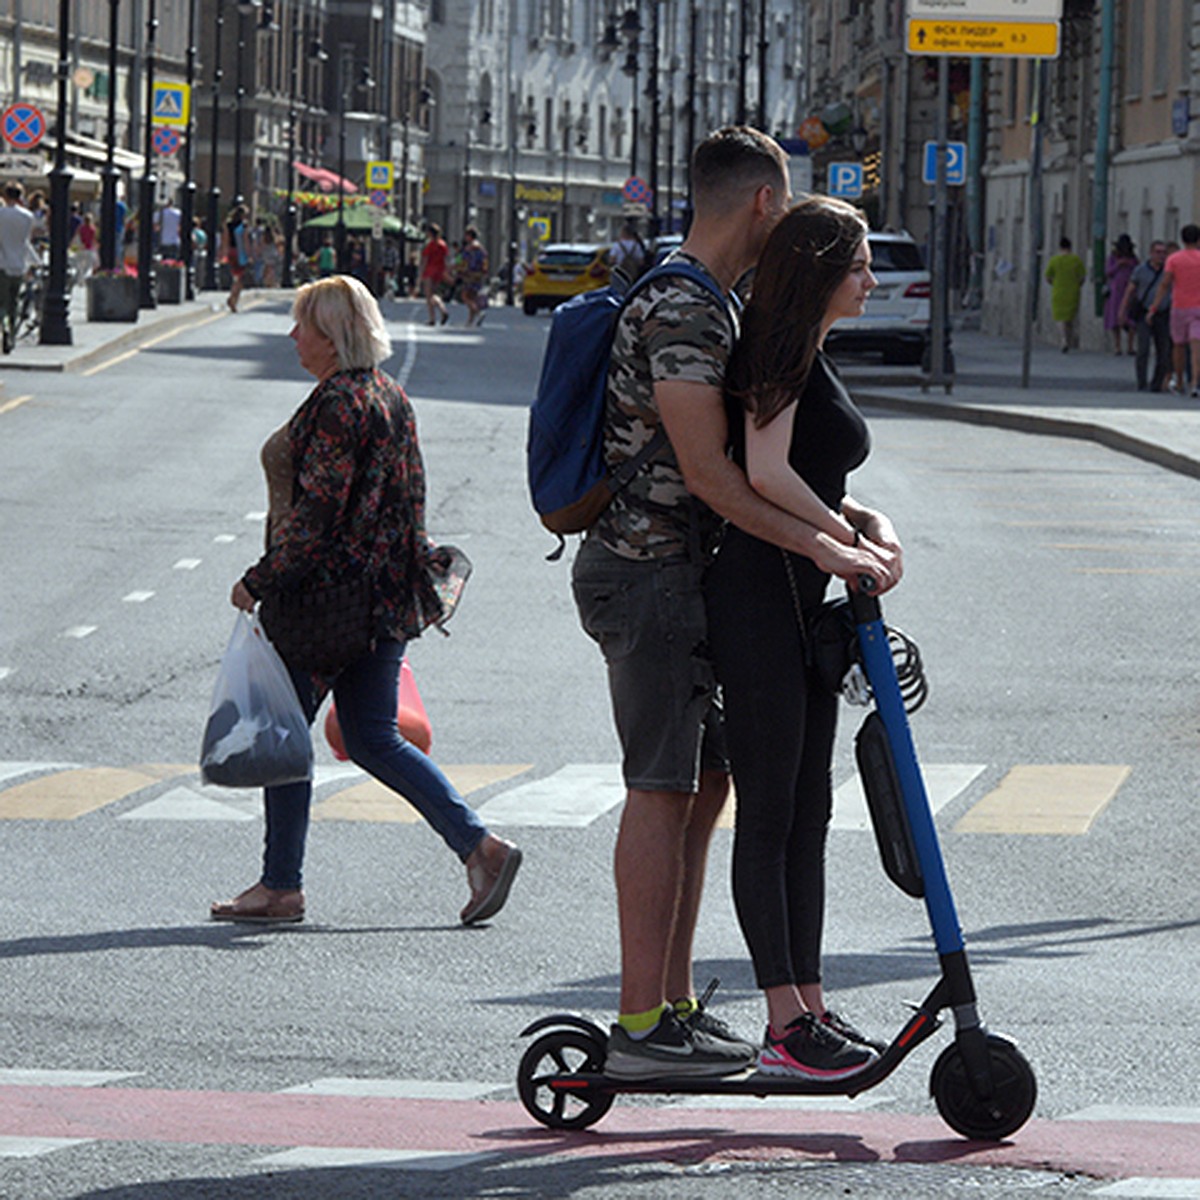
[232,4,249,205]
[181,0,198,298]
[99,0,121,273]
[621,7,642,180]
[336,44,350,270]
[204,0,224,292]
[282,12,301,288]
[137,0,159,309]
[647,0,660,238]
[40,0,73,345]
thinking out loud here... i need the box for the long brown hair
[727,196,869,428]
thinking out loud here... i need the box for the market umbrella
[302,208,402,233]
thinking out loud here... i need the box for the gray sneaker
[605,1009,755,1080]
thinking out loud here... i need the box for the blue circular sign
[1,103,46,150]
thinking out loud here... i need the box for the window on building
[545,97,554,151]
[431,0,444,24]
[599,103,607,159]
[1182,0,1192,87]
[1126,9,1144,98]
[1154,0,1171,93]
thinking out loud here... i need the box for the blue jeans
[260,639,489,890]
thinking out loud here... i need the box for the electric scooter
[515,584,1038,1141]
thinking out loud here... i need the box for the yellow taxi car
[522,242,612,315]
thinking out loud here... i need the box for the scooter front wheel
[930,1033,1037,1141]
[517,1028,614,1130]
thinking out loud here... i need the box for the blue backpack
[526,260,734,554]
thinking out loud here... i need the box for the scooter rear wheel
[517,1028,613,1130]
[930,1033,1037,1141]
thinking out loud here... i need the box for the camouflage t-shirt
[593,253,736,560]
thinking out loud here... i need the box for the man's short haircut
[691,126,787,217]
[1059,236,1072,250]
[1182,224,1200,245]
[4,182,23,202]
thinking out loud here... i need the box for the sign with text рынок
[906,0,1062,57]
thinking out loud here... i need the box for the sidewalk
[5,291,1198,485]
[0,282,267,379]
[842,328,1200,482]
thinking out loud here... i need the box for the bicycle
[12,267,46,347]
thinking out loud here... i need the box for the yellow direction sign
[152,81,190,127]
[907,18,1060,57]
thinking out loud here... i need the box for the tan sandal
[210,882,305,924]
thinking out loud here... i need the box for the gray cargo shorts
[571,535,728,794]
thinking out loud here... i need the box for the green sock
[618,1003,670,1039]
[672,996,698,1019]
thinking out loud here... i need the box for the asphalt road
[0,297,1197,1199]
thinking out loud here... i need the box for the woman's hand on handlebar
[814,535,900,595]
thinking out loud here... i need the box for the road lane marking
[0,761,78,786]
[80,312,227,376]
[0,1069,140,1087]
[0,394,33,415]
[0,767,162,820]
[173,558,202,570]
[123,590,155,603]
[954,765,1130,834]
[1091,1182,1200,1198]
[245,511,266,522]
[0,667,10,682]
[1064,1105,1200,1125]
[0,1135,92,1158]
[61,625,97,639]
[475,763,624,827]
[833,764,987,831]
[315,764,531,822]
[254,1147,498,1171]
[212,534,237,544]
[278,1079,502,1101]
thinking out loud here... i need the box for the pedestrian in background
[1104,234,1138,356]
[224,203,249,312]
[0,182,38,354]
[1120,239,1171,393]
[419,223,450,325]
[1045,236,1087,352]
[214,274,521,925]
[1150,226,1200,396]
[458,225,489,327]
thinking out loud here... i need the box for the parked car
[825,231,931,366]
[522,243,612,314]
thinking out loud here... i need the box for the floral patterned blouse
[242,367,443,645]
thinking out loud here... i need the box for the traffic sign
[828,162,864,200]
[528,216,551,242]
[923,141,967,186]
[622,176,652,206]
[368,189,388,208]
[0,152,45,176]
[366,160,393,189]
[151,126,181,157]
[907,18,1060,57]
[908,0,1061,16]
[152,82,190,127]
[1,103,46,150]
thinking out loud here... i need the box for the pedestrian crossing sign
[152,82,190,128]
[366,161,393,190]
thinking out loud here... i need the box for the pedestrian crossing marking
[0,766,162,820]
[953,764,1130,834]
[278,1078,502,1101]
[1091,1181,1200,1198]
[476,763,625,827]
[118,785,256,822]
[254,1147,498,1171]
[0,1069,141,1087]
[0,761,77,787]
[834,764,987,831]
[1064,1105,1200,1125]
[0,1135,92,1159]
[314,764,531,822]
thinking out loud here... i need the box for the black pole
[648,0,660,239]
[204,0,224,291]
[233,6,246,205]
[629,45,639,179]
[40,0,73,345]
[337,47,347,270]
[137,0,159,309]
[685,1,696,230]
[736,0,749,126]
[282,13,299,288]
[756,0,768,131]
[99,0,121,272]
[181,0,198,298]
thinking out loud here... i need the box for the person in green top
[1045,236,1088,352]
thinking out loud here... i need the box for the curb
[852,386,1200,485]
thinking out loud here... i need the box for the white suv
[825,231,931,366]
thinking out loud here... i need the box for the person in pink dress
[1104,234,1138,356]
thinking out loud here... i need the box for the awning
[43,134,145,174]
[292,161,358,194]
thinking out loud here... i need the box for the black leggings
[705,528,838,990]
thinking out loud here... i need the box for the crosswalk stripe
[1090,1181,1200,1198]
[277,1079,502,1100]
[0,1069,140,1087]
[477,763,625,827]
[0,762,77,787]
[0,1135,92,1159]
[0,766,162,820]
[314,765,531,822]
[118,785,257,821]
[254,1147,498,1171]
[1064,1105,1200,1125]
[833,763,987,831]
[954,765,1130,834]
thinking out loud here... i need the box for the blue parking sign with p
[828,162,863,199]
[923,141,967,186]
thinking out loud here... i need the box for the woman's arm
[743,402,857,544]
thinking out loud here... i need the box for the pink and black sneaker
[758,1013,878,1079]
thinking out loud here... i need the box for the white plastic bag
[199,613,313,788]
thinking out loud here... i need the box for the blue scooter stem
[851,590,965,957]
